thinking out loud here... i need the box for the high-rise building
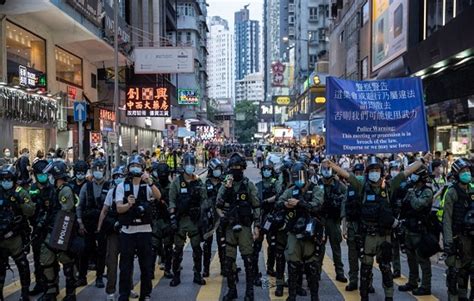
[235,72,264,103]
[207,16,234,102]
[234,5,260,81]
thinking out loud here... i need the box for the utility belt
[361,223,388,236]
[178,206,201,222]
[404,218,427,233]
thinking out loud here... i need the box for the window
[319,28,327,41]
[6,21,46,86]
[177,3,195,17]
[362,1,369,25]
[308,30,318,41]
[309,7,318,20]
[55,47,83,87]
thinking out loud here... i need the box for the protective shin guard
[305,261,319,301]
[13,252,31,294]
[360,264,373,300]
[224,257,237,301]
[379,263,393,289]
[275,252,286,284]
[63,263,76,297]
[242,255,254,301]
[287,261,298,301]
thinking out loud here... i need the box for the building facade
[235,72,264,103]
[234,6,260,81]
[207,16,234,102]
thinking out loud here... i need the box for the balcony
[177,15,199,32]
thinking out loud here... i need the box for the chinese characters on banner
[126,86,170,117]
[325,77,429,155]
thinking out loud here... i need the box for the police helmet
[111,165,126,177]
[228,152,247,169]
[127,154,145,169]
[451,158,472,176]
[32,160,49,175]
[366,156,384,174]
[0,164,18,180]
[291,162,307,186]
[412,165,430,183]
[44,161,69,180]
[182,152,196,166]
[262,158,274,171]
[298,153,311,166]
[281,157,294,172]
[389,161,401,170]
[73,160,89,174]
[92,158,106,170]
[353,163,365,173]
[155,162,170,177]
[208,158,224,171]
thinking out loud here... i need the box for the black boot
[305,261,319,301]
[359,263,373,301]
[170,247,183,287]
[170,271,181,287]
[192,249,206,285]
[193,272,206,285]
[243,255,254,301]
[63,264,76,301]
[202,239,212,278]
[223,257,237,301]
[19,288,30,301]
[296,263,307,296]
[275,285,284,297]
[345,282,358,291]
[29,283,45,296]
[286,261,298,301]
[37,294,57,301]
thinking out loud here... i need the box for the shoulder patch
[15,187,22,193]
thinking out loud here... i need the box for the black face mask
[231,169,244,182]
[159,175,169,185]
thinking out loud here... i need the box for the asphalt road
[4,163,450,300]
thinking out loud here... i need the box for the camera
[136,205,146,217]
[232,224,242,233]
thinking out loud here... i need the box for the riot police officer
[203,158,224,277]
[69,160,89,197]
[442,158,474,301]
[76,158,110,288]
[29,160,56,296]
[253,158,277,286]
[342,163,364,291]
[0,164,35,301]
[150,162,174,279]
[319,161,347,283]
[216,153,260,301]
[115,155,161,301]
[327,155,426,301]
[398,165,434,295]
[40,161,78,301]
[168,153,207,287]
[278,161,324,301]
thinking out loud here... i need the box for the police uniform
[0,184,35,301]
[153,178,173,278]
[278,182,324,301]
[168,174,208,286]
[39,183,77,300]
[216,176,260,301]
[443,181,474,300]
[346,172,405,300]
[203,177,222,276]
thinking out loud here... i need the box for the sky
[206,0,264,30]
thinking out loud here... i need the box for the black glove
[170,214,178,232]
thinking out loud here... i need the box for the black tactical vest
[206,178,222,205]
[345,184,361,221]
[285,186,313,233]
[118,180,152,226]
[361,183,392,229]
[403,185,432,232]
[452,184,474,235]
[177,175,202,221]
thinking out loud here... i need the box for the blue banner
[325,77,429,155]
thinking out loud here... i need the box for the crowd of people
[0,142,473,301]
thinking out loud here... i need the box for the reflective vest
[437,182,474,222]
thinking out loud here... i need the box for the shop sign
[125,86,170,117]
[272,96,292,106]
[67,0,102,26]
[19,65,46,88]
[68,86,77,101]
[178,89,200,105]
[134,47,195,74]
[271,61,286,87]
[90,131,102,144]
[258,122,268,133]
[167,125,177,138]
[196,126,215,139]
[103,1,131,44]
[100,109,116,122]
[107,131,118,144]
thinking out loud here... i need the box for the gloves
[392,218,400,229]
[170,214,178,232]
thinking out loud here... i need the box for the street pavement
[4,163,450,300]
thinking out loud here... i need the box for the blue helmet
[112,165,126,177]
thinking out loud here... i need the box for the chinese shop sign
[178,88,200,105]
[126,86,170,117]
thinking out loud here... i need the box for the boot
[163,270,173,279]
[203,244,211,278]
[243,255,254,301]
[275,285,284,297]
[37,294,57,301]
[19,288,30,301]
[62,295,76,301]
[296,264,307,296]
[412,287,431,296]
[29,283,45,296]
[170,247,183,287]
[223,257,237,301]
[398,282,417,292]
[253,272,262,287]
[305,261,319,301]
[286,261,298,301]
[345,282,358,291]
[169,271,181,287]
[360,263,373,301]
[193,272,206,285]
[63,264,75,301]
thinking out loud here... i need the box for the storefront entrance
[13,126,46,159]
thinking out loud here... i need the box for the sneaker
[106,294,115,301]
[398,283,416,292]
[129,290,139,299]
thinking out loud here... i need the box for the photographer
[216,153,260,301]
[116,155,161,301]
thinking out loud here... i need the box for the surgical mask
[1,180,13,190]
[129,167,143,176]
[114,177,124,185]
[184,165,195,175]
[262,170,272,178]
[4,151,10,157]
[356,175,365,182]
[93,171,104,180]
[459,171,472,184]
[36,173,48,184]
[410,174,420,183]
[295,180,305,188]
[231,169,244,182]
[212,169,222,178]
[368,171,381,183]
[390,170,399,178]
[76,173,85,180]
[321,168,332,178]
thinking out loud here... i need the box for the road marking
[3,274,36,298]
[58,270,95,299]
[322,254,360,301]
[262,240,287,301]
[196,249,223,301]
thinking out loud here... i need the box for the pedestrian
[168,153,207,287]
[216,153,260,301]
[115,155,161,301]
[16,148,31,184]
